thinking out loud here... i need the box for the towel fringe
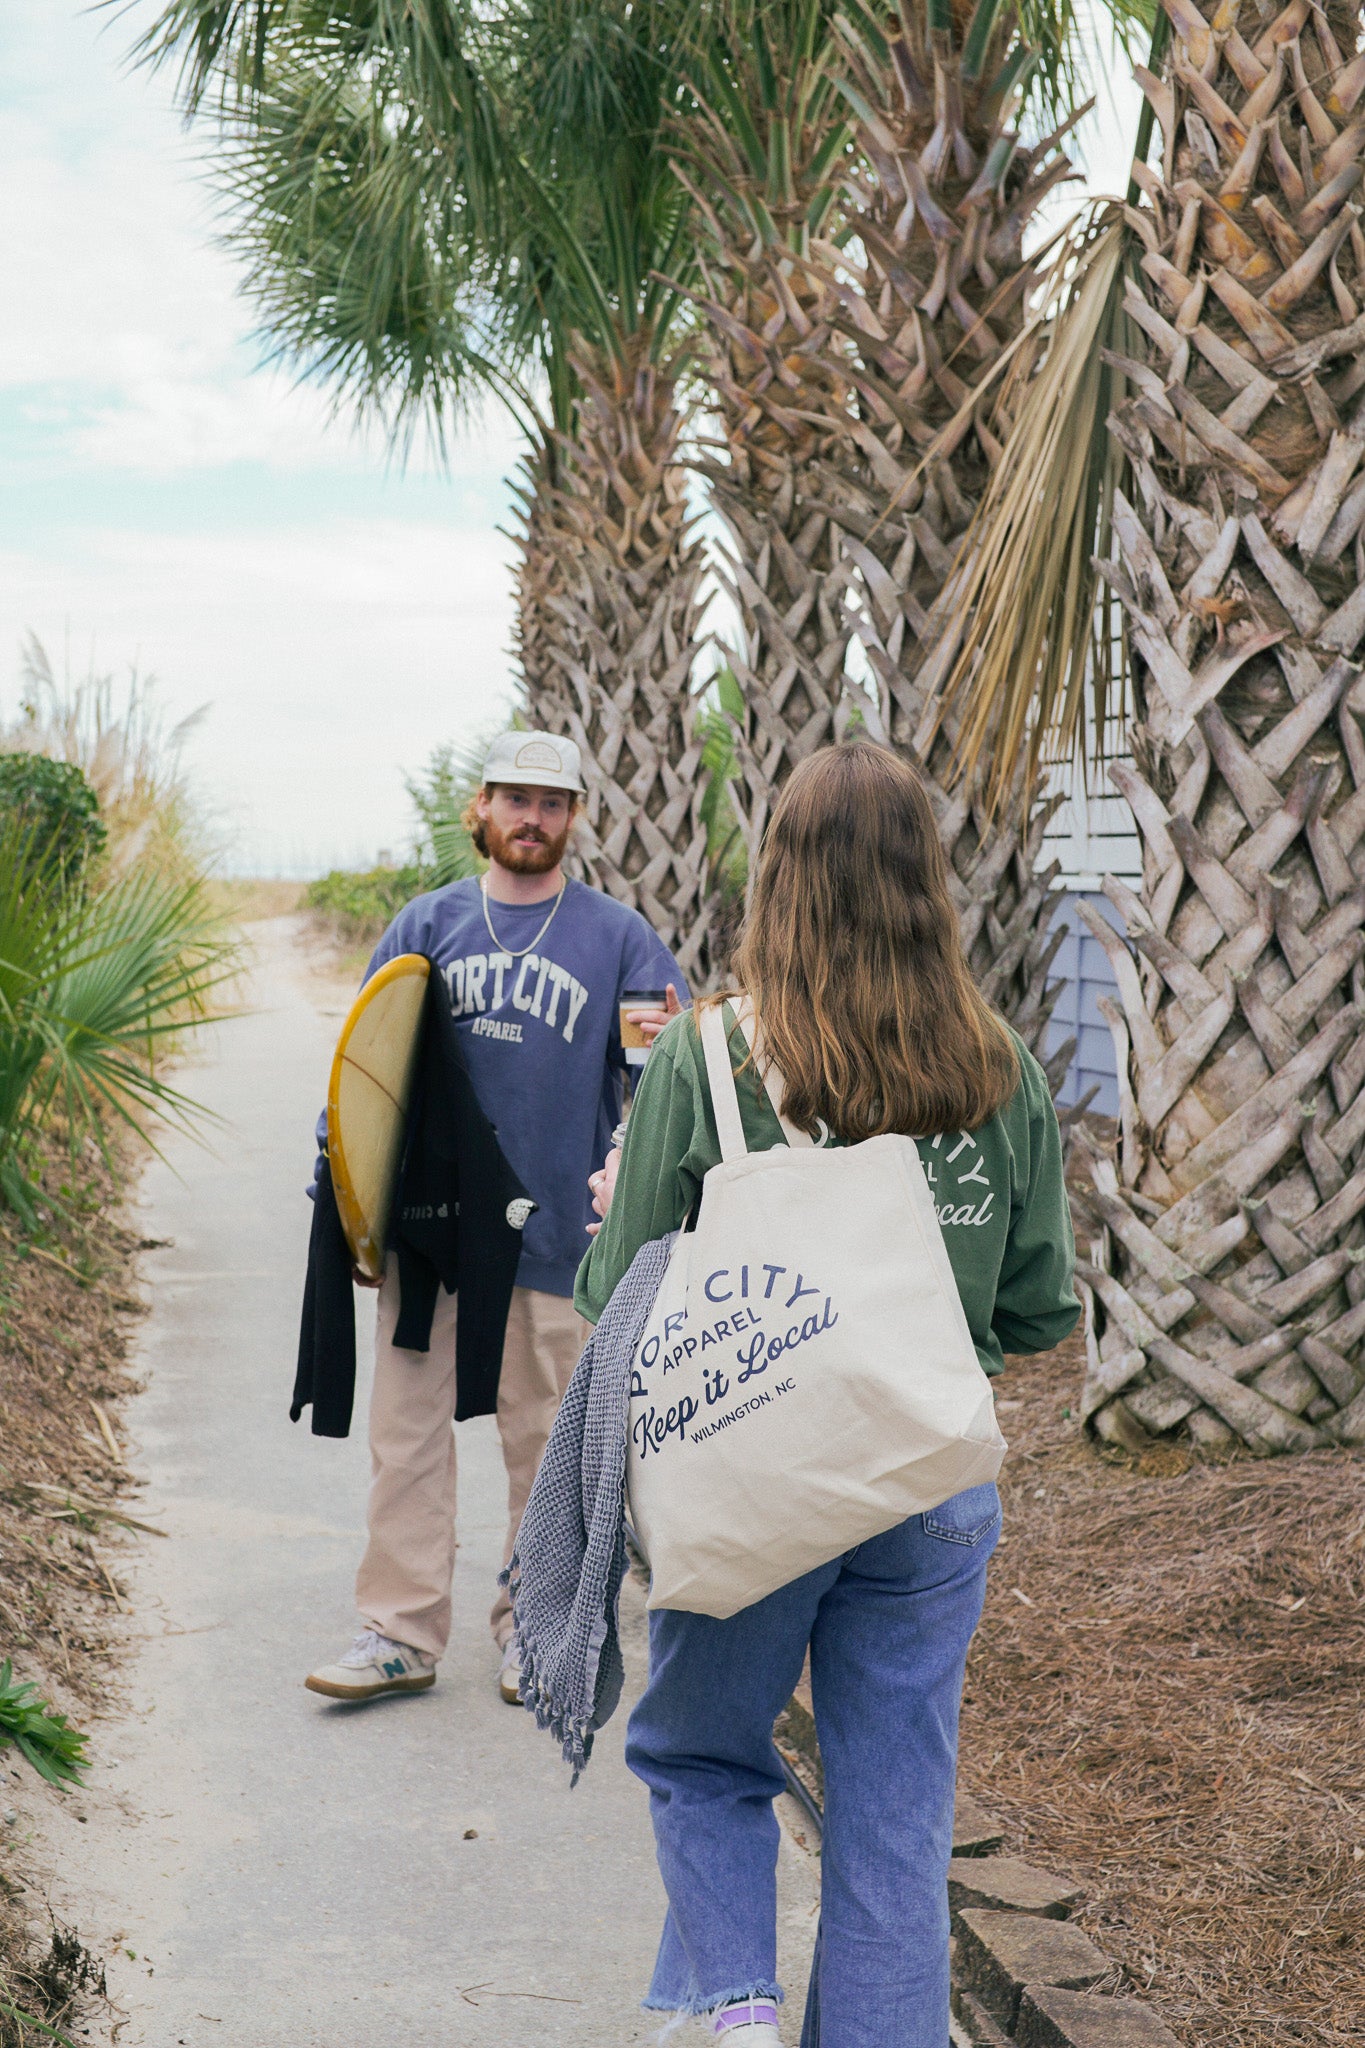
[499,1236,672,1783]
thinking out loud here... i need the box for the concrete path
[37,918,818,2048]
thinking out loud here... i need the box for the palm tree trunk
[664,14,864,906]
[678,5,1079,1051]
[511,336,713,984]
[1079,0,1365,1452]
[512,431,579,732]
[686,246,860,884]
[809,7,1080,1078]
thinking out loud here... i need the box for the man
[306,729,685,1704]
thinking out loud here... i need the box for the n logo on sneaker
[382,1659,407,1678]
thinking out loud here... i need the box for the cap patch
[514,739,564,772]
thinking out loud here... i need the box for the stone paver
[952,1792,1008,1858]
[1015,1986,1183,2048]
[948,1855,1082,1923]
[952,1984,1015,2046]
[956,1911,1110,2031]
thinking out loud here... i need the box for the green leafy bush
[0,1661,87,1788]
[698,668,748,894]
[305,863,428,946]
[0,757,105,878]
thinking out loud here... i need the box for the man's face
[478,783,576,873]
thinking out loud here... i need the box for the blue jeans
[624,1484,1001,2047]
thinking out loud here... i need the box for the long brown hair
[719,742,1018,1139]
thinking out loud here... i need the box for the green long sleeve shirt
[574,1006,1081,1376]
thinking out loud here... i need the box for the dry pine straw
[960,1332,1365,2048]
[0,1141,147,2043]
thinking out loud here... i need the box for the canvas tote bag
[626,1002,1007,1618]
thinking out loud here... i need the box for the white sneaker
[305,1628,437,1701]
[710,1998,781,2044]
[498,1640,523,1705]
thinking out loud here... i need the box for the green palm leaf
[0,1660,89,1788]
[0,819,239,1186]
[0,2000,80,2048]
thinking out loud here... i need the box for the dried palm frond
[933,206,1133,816]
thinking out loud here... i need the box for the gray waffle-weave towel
[501,1233,673,1782]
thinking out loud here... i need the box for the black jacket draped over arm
[292,971,536,1436]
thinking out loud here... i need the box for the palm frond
[134,0,496,130]
[932,205,1133,814]
[0,821,240,1188]
[1125,5,1170,202]
[195,0,704,445]
[209,37,527,441]
[669,0,852,266]
[1015,0,1156,130]
[405,732,493,884]
[696,669,748,886]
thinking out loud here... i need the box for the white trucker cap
[481,729,585,794]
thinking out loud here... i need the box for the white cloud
[0,519,521,874]
[3,8,283,452]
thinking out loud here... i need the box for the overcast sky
[2,1,1141,878]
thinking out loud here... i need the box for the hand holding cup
[621,982,684,1064]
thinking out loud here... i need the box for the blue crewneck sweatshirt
[340,877,687,1297]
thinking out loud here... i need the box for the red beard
[482,811,572,875]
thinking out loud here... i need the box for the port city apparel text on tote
[626,1003,1007,1619]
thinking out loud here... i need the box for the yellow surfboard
[327,953,431,1282]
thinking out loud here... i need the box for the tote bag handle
[697,1001,814,1160]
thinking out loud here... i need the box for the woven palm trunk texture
[808,12,1083,1079]
[1079,0,1365,1451]
[510,346,712,984]
[690,250,859,892]
[512,428,586,768]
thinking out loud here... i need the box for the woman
[576,742,1079,2047]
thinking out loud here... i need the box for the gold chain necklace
[479,874,567,959]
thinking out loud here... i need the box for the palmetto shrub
[0,829,237,1217]
[305,731,495,946]
[0,633,243,1214]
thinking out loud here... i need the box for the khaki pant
[355,1265,586,1657]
